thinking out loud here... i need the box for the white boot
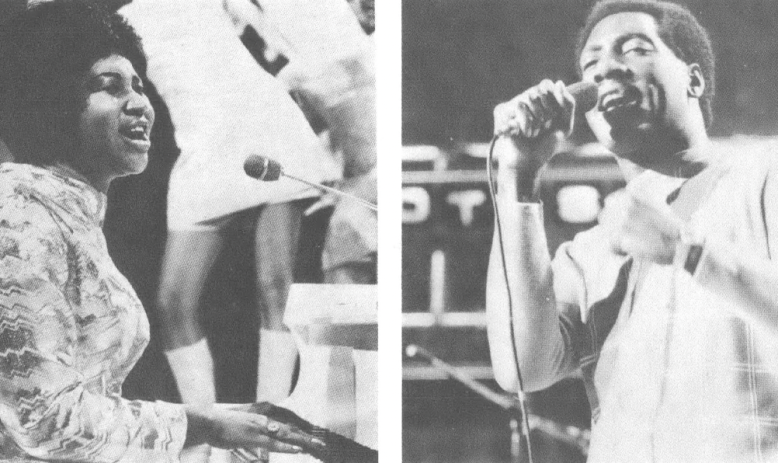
[256,329,298,403]
[165,338,216,406]
[166,339,218,463]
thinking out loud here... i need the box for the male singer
[487,0,778,460]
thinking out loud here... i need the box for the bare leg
[254,202,304,403]
[157,230,228,463]
[158,230,225,350]
[157,230,225,405]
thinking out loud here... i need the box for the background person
[117,2,377,441]
[225,0,378,286]
[117,0,343,424]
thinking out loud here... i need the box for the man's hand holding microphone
[492,80,597,201]
[493,79,696,266]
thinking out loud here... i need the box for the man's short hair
[0,0,147,166]
[575,0,715,128]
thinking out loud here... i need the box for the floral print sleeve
[0,164,186,462]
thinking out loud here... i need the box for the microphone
[243,155,378,212]
[244,154,283,181]
[495,81,597,138]
[567,81,598,114]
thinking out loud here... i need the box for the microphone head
[567,81,598,114]
[244,155,282,181]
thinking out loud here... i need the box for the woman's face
[76,54,154,189]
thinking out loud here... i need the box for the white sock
[256,329,298,403]
[179,444,210,463]
[165,338,216,406]
[208,447,233,463]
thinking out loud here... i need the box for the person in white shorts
[118,4,375,463]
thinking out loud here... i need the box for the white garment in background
[120,0,341,230]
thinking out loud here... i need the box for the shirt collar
[46,165,107,225]
[4,162,109,226]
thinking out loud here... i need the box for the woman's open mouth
[119,123,151,150]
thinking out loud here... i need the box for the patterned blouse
[0,163,186,462]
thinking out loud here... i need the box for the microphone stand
[243,155,378,211]
[405,344,590,462]
[281,171,378,212]
[405,344,524,463]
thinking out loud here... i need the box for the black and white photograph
[0,0,376,461]
[402,1,778,462]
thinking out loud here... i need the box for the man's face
[579,12,697,159]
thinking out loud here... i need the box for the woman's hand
[184,406,326,454]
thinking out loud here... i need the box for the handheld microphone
[243,155,378,212]
[567,81,598,114]
[495,81,597,138]
[484,80,597,463]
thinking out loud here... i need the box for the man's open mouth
[599,92,641,114]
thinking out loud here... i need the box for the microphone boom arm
[283,171,378,211]
[405,344,590,456]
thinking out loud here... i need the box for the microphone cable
[486,134,534,463]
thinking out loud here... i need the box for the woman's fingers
[248,414,326,452]
[256,436,305,454]
[204,409,327,455]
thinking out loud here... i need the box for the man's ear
[687,63,705,98]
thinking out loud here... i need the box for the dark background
[403,0,778,146]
